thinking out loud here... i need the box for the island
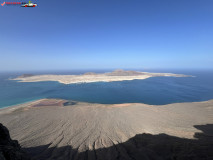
[12,69,191,84]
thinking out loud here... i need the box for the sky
[0,0,213,71]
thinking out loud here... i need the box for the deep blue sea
[0,69,213,108]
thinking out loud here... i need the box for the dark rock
[17,74,34,78]
[83,72,97,75]
[106,69,145,76]
[0,123,31,160]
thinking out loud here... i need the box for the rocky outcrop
[0,123,31,160]
[83,72,97,75]
[17,74,34,78]
[106,69,145,76]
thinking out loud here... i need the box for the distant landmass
[12,69,191,84]
[17,74,34,78]
[83,72,97,75]
[105,69,145,76]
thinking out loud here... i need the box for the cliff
[0,123,31,160]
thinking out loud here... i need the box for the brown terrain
[0,99,213,160]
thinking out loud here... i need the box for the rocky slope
[0,123,31,160]
[0,99,213,159]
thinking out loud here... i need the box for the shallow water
[0,70,213,108]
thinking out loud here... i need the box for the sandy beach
[12,70,190,84]
[0,99,212,159]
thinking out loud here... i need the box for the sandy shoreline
[12,70,191,84]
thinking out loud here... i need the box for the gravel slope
[0,99,212,159]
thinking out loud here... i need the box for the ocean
[0,69,213,108]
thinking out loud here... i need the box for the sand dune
[0,99,212,159]
[12,70,190,84]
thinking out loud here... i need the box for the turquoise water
[0,70,213,108]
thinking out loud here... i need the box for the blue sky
[0,0,213,71]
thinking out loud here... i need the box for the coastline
[1,97,212,112]
[0,98,42,109]
[0,99,45,114]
